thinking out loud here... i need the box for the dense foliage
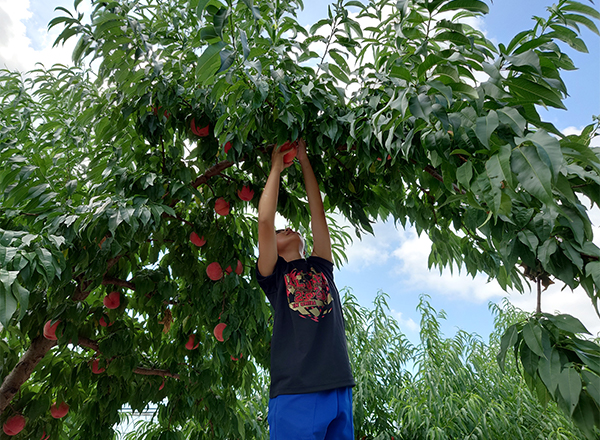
[1,0,599,438]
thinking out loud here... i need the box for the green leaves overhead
[1,0,600,437]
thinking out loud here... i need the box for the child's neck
[279,249,303,262]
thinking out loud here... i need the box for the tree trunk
[0,336,56,414]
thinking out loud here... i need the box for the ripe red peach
[3,415,26,436]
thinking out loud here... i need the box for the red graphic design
[284,268,333,322]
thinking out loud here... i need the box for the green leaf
[563,13,600,36]
[562,1,600,20]
[448,82,479,100]
[408,94,432,120]
[13,280,29,321]
[475,110,498,148]
[538,348,561,396]
[581,370,600,407]
[511,145,554,205]
[239,0,261,19]
[438,0,489,14]
[506,77,566,110]
[218,49,236,73]
[585,261,600,292]
[417,54,444,79]
[518,230,539,253]
[497,107,526,137]
[196,41,226,84]
[433,31,471,47]
[558,367,582,415]
[498,323,519,372]
[35,248,56,282]
[523,321,545,358]
[456,160,473,189]
[0,285,18,327]
[571,390,600,439]
[544,313,591,335]
[213,7,230,39]
[310,18,332,35]
[538,238,557,268]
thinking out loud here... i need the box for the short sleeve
[256,257,287,301]
[307,256,334,276]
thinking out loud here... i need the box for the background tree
[0,0,599,438]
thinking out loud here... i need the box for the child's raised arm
[297,139,333,262]
[257,146,292,276]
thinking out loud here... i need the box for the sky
[1,0,599,343]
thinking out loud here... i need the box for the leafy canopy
[0,0,599,438]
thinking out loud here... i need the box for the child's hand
[271,143,295,173]
[296,138,308,163]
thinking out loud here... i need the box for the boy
[256,139,355,440]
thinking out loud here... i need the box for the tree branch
[191,160,235,189]
[102,276,136,290]
[0,336,57,414]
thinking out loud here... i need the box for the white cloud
[390,227,507,303]
[391,308,419,333]
[0,0,77,72]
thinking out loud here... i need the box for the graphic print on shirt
[284,267,333,322]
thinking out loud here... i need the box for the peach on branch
[206,262,223,281]
[185,334,199,350]
[213,322,227,342]
[50,401,69,419]
[159,379,165,390]
[190,232,206,247]
[41,431,50,440]
[3,415,26,436]
[91,358,105,374]
[280,141,297,164]
[43,319,60,341]
[225,260,243,276]
[214,198,230,216]
[99,315,113,327]
[235,260,243,275]
[191,118,209,137]
[237,186,254,201]
[224,141,232,154]
[103,291,120,309]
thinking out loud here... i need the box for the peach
[231,353,243,361]
[214,198,230,216]
[185,334,199,350]
[206,262,223,281]
[213,322,227,342]
[99,315,113,327]
[237,186,254,201]
[225,260,243,276]
[103,291,120,309]
[43,319,60,341]
[190,232,206,247]
[191,118,209,137]
[3,415,26,436]
[41,431,50,440]
[235,260,243,275]
[50,401,69,419]
[91,358,105,374]
[224,141,233,154]
[280,141,297,164]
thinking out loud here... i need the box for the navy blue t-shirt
[256,256,355,398]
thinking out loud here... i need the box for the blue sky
[1,0,599,342]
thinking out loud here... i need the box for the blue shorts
[268,387,354,440]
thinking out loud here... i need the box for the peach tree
[0,0,599,438]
